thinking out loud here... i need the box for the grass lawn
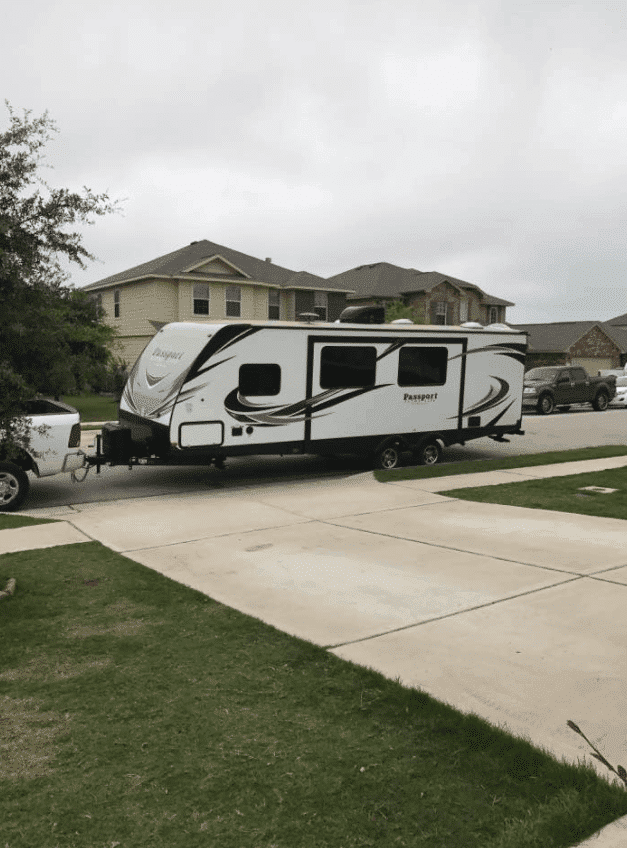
[0,514,57,530]
[374,445,627,483]
[61,393,119,423]
[445,465,627,521]
[1,543,626,848]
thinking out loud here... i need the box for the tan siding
[252,287,268,320]
[178,280,194,321]
[101,280,177,336]
[116,336,153,368]
[285,290,296,321]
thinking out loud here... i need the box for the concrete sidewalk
[7,454,627,846]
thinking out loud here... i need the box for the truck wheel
[414,440,441,466]
[537,394,554,415]
[373,440,402,470]
[0,462,30,512]
[593,391,609,411]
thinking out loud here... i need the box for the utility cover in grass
[578,486,619,493]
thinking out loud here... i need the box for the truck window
[398,346,447,386]
[239,364,281,396]
[570,368,587,381]
[320,346,376,388]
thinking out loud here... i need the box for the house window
[435,302,447,325]
[114,289,121,318]
[226,285,241,317]
[320,346,376,388]
[398,347,448,386]
[268,289,280,320]
[239,363,281,396]
[314,291,328,321]
[459,300,468,323]
[193,284,210,315]
[488,306,499,324]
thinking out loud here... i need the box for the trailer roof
[159,320,526,336]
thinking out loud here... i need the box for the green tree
[384,299,425,323]
[0,103,120,456]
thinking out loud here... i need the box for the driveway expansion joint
[324,575,585,650]
[318,518,597,576]
[117,518,319,553]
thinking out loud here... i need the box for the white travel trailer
[95,313,527,471]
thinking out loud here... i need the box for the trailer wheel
[414,440,441,466]
[0,462,30,512]
[374,441,402,470]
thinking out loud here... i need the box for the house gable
[182,254,250,279]
[568,325,621,359]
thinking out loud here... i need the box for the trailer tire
[593,391,609,411]
[0,462,30,512]
[373,440,402,471]
[414,440,441,466]
[537,394,554,415]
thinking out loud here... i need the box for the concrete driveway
[23,454,627,799]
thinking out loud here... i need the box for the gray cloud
[3,0,626,321]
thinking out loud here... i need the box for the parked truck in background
[522,366,617,415]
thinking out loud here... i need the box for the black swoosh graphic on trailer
[185,325,260,384]
[462,377,510,416]
[224,384,390,427]
[449,343,526,366]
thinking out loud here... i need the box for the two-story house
[82,239,354,365]
[325,262,514,325]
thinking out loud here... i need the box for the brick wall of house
[568,326,621,365]
[524,352,568,370]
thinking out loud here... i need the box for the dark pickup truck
[522,366,617,415]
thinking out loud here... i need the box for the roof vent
[390,318,414,324]
[485,323,511,331]
[265,257,272,263]
[297,312,321,323]
[338,305,385,324]
[461,321,483,329]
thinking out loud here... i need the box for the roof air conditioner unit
[338,305,385,324]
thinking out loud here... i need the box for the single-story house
[325,262,514,325]
[82,240,355,365]
[511,320,627,373]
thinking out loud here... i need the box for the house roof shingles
[326,262,514,306]
[511,321,627,354]
[83,240,354,293]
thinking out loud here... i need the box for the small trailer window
[398,347,447,386]
[320,346,376,388]
[239,363,281,396]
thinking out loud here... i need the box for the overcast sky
[3,0,627,323]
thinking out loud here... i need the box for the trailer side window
[239,363,281,396]
[398,347,447,386]
[320,346,376,388]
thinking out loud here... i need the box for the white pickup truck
[0,399,86,511]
